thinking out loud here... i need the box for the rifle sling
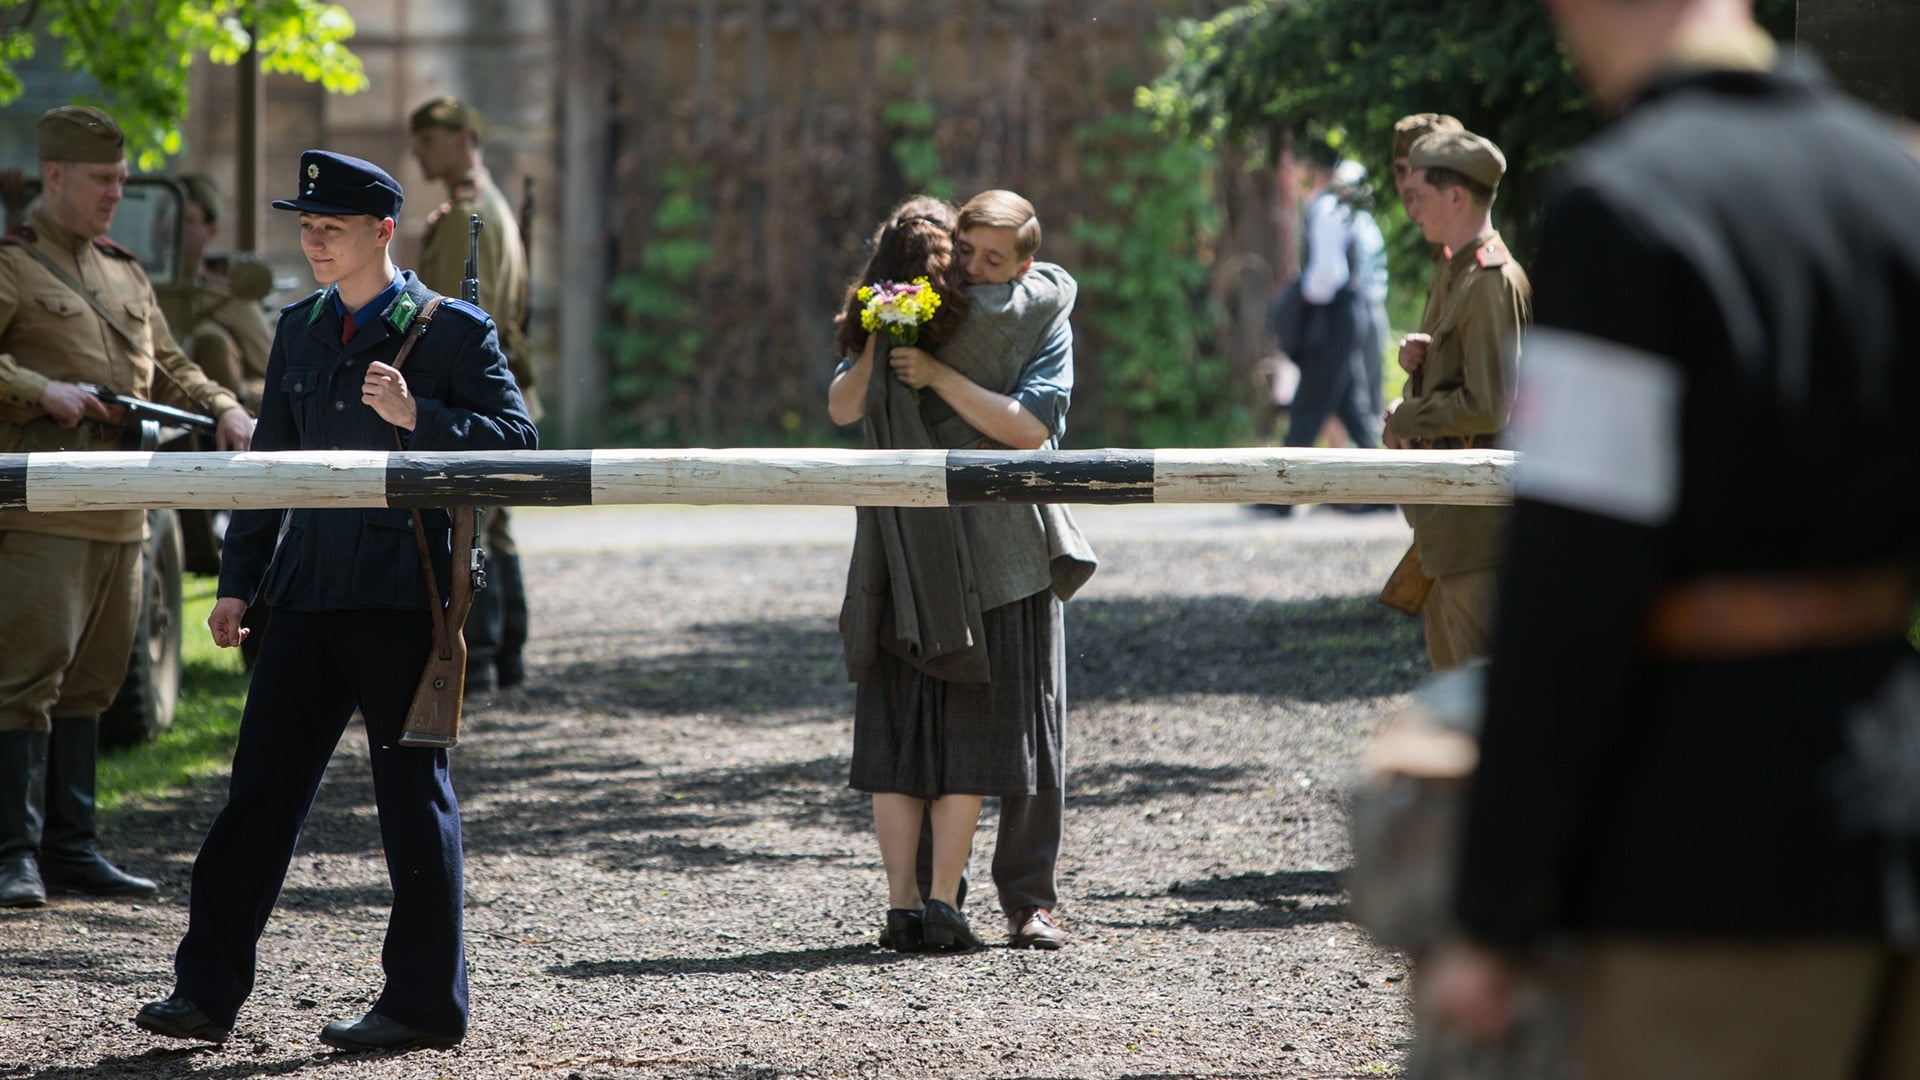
[384,296,459,661]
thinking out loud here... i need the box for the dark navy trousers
[172,608,468,1037]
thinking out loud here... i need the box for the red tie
[340,313,357,345]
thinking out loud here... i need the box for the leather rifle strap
[383,297,455,661]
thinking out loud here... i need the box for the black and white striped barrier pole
[0,447,1514,511]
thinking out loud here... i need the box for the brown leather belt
[1641,566,1916,659]
[1410,433,1498,450]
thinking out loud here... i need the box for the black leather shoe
[879,907,925,951]
[497,655,526,689]
[42,851,158,898]
[135,993,231,1044]
[0,851,47,908]
[319,1011,460,1052]
[921,898,987,952]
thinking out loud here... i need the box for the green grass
[97,575,250,812]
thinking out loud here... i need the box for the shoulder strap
[16,241,151,357]
[386,295,460,639]
[388,295,443,377]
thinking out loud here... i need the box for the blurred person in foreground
[1426,0,1920,1075]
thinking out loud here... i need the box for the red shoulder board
[0,225,36,247]
[1475,237,1510,269]
[92,235,138,260]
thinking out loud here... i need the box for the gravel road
[1,502,1425,1080]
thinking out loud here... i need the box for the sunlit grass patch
[97,575,249,811]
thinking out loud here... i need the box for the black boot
[492,551,528,688]
[0,730,48,908]
[41,717,156,898]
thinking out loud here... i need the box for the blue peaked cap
[271,149,404,219]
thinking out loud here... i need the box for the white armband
[1511,328,1683,526]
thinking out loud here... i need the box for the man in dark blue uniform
[134,151,536,1052]
[1425,1,1920,1075]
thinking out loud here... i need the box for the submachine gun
[71,382,215,450]
[398,213,488,749]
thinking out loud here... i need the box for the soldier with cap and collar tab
[136,149,535,1053]
[409,95,536,693]
[1384,129,1532,672]
[0,106,252,910]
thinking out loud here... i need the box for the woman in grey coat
[828,192,1094,952]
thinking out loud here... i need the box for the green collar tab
[386,292,419,334]
[306,288,329,325]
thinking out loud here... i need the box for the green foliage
[97,576,245,812]
[883,98,954,200]
[1140,0,1795,260]
[602,167,715,445]
[0,1,366,169]
[1070,108,1234,447]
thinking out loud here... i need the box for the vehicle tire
[99,510,185,749]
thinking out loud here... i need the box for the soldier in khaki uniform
[408,96,535,691]
[1383,131,1532,671]
[0,107,253,908]
[171,173,273,411]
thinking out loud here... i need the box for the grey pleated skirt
[849,589,1065,800]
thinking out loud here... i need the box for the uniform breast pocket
[123,300,152,326]
[33,293,82,319]
[282,366,321,430]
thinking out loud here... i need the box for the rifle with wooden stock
[397,214,489,749]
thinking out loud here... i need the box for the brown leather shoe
[1009,905,1067,950]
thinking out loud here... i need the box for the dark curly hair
[833,195,971,359]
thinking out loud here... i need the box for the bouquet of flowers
[858,276,943,346]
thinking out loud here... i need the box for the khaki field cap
[1410,130,1507,190]
[1392,113,1463,159]
[409,96,485,139]
[37,105,124,163]
[181,173,223,222]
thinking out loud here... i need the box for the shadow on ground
[100,593,1416,921]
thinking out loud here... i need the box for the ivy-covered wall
[599,1,1259,450]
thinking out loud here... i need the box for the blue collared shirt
[332,271,406,334]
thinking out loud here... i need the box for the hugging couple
[828,190,1097,953]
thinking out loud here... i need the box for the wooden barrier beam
[0,447,1515,512]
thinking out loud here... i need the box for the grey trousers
[916,786,1064,921]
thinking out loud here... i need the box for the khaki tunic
[1386,231,1531,578]
[417,168,534,411]
[0,208,241,542]
[180,287,274,412]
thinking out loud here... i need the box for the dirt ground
[0,503,1427,1080]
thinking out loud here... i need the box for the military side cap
[409,96,485,139]
[1410,130,1506,190]
[181,172,223,222]
[1392,113,1463,160]
[271,150,404,219]
[37,106,124,163]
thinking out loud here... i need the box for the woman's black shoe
[921,898,987,952]
[879,908,925,952]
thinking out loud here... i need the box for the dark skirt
[849,589,1065,800]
